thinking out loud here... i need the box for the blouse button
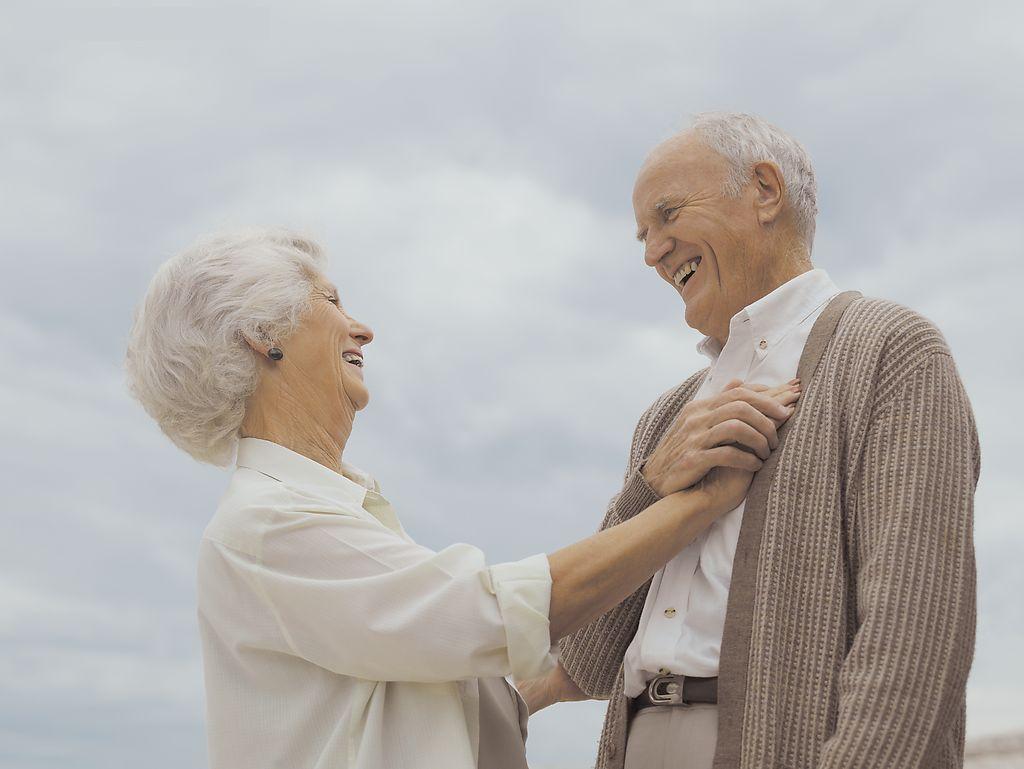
[759,339,768,350]
[663,607,677,618]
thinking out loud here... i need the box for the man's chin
[683,298,710,335]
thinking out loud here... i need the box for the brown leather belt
[633,675,718,711]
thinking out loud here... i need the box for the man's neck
[710,259,814,347]
[749,262,813,309]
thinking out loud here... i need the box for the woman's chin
[344,383,370,412]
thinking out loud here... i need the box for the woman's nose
[352,320,374,345]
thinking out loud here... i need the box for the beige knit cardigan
[559,292,981,769]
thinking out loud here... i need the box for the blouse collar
[235,437,375,507]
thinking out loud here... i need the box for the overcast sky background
[1,1,1022,767]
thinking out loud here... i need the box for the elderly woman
[125,229,797,769]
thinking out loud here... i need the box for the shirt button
[663,607,677,618]
[658,667,670,675]
[759,339,768,350]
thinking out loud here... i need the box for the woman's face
[283,273,374,412]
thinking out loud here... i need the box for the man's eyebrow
[636,197,678,240]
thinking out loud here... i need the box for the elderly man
[520,112,980,769]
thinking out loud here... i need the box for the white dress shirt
[623,269,841,697]
[197,438,555,769]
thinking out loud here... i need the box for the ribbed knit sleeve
[559,375,705,699]
[558,468,659,698]
[818,352,980,769]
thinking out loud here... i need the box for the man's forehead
[634,135,720,203]
[634,154,689,206]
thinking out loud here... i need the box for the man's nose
[644,235,673,267]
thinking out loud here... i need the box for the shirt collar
[696,268,839,361]
[235,437,375,508]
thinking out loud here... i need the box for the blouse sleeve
[206,509,555,683]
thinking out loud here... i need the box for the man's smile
[672,256,702,289]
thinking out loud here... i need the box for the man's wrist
[634,462,664,500]
[552,661,588,703]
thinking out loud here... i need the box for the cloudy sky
[2,1,1022,767]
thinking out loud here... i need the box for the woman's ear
[751,160,785,226]
[240,331,274,359]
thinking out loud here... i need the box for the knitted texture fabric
[558,294,980,769]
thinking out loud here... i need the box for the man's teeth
[342,352,364,367]
[673,257,702,286]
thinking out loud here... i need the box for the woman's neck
[240,381,353,475]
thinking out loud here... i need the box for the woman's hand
[694,466,759,517]
[545,379,800,642]
[693,379,801,515]
[516,661,589,716]
[641,379,801,497]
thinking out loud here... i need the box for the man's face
[633,134,763,343]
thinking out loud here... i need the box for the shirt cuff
[488,553,557,681]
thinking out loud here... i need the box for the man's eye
[662,206,679,221]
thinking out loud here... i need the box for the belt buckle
[647,675,688,707]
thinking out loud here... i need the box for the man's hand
[516,661,590,716]
[641,379,801,497]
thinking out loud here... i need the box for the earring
[268,347,284,361]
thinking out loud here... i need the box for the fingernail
[789,378,799,385]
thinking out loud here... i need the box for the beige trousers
[476,677,530,769]
[623,704,719,769]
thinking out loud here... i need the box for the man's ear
[751,160,785,227]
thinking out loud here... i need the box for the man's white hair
[125,228,327,466]
[689,111,818,248]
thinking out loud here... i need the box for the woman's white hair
[125,228,327,466]
[689,111,818,248]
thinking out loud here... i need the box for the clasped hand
[518,378,801,715]
[642,378,800,514]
